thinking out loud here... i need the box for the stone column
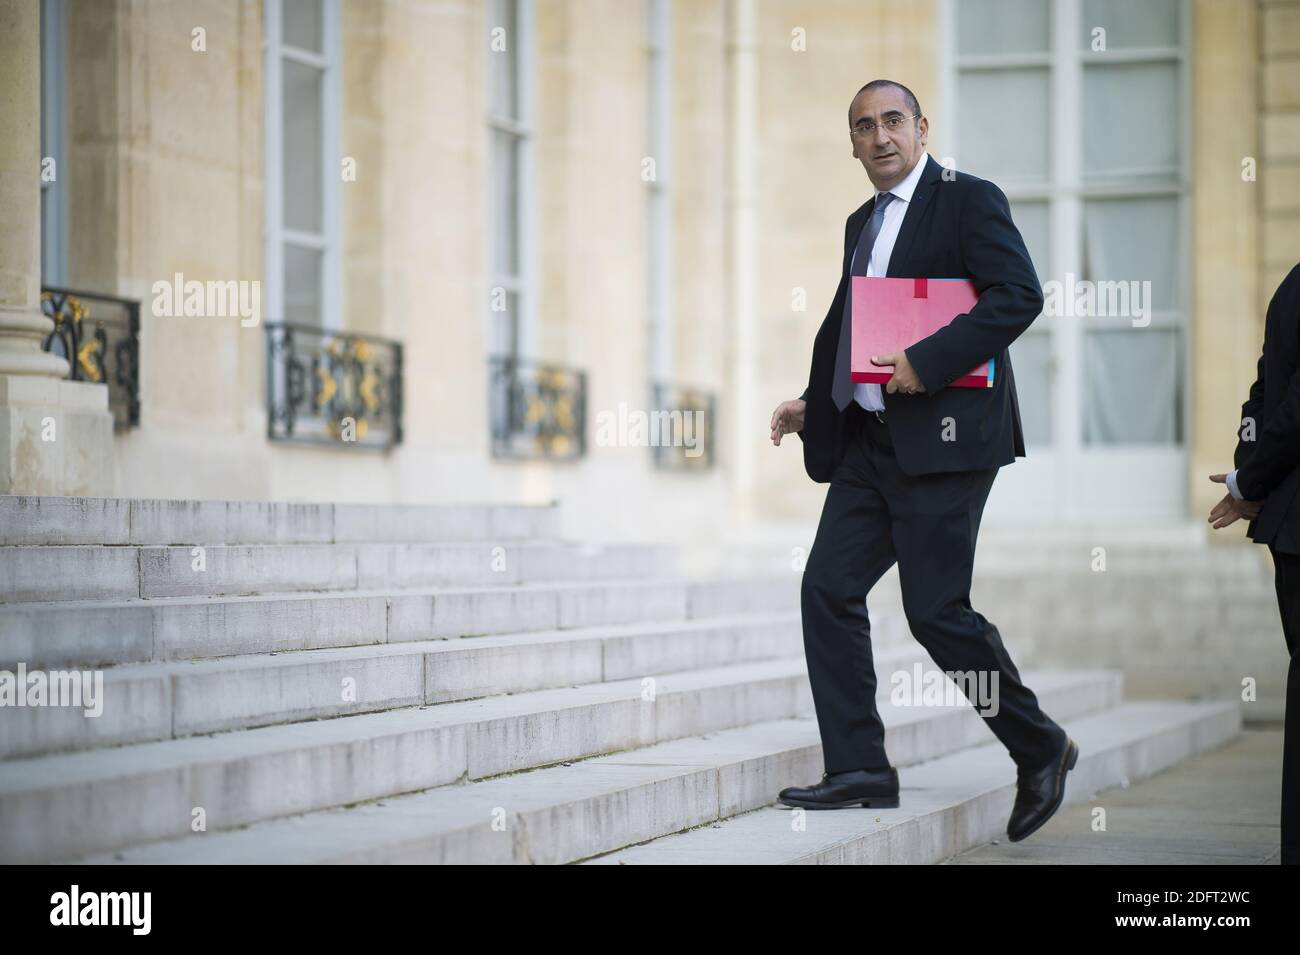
[726,0,759,526]
[1190,0,1258,525]
[0,0,113,496]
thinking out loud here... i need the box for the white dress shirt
[1226,469,1243,500]
[851,151,931,412]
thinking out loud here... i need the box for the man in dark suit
[769,79,1075,842]
[1208,263,1300,865]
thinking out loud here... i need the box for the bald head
[847,80,929,191]
[848,79,921,124]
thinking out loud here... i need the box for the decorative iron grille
[265,322,403,450]
[40,286,140,430]
[489,356,586,460]
[650,381,715,470]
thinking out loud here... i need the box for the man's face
[848,86,929,191]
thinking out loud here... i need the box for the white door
[942,0,1190,525]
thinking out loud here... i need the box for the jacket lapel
[885,154,942,278]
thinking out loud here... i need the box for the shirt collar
[874,151,929,206]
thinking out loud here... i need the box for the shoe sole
[777,794,900,810]
[1007,739,1079,842]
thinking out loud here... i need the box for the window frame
[264,0,342,330]
[40,0,67,287]
[942,0,1191,452]
[486,0,536,361]
[646,0,674,384]
[940,0,1192,523]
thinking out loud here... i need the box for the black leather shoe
[778,767,899,809]
[1006,737,1078,842]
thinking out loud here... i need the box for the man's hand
[771,398,806,446]
[871,350,926,395]
[1207,473,1263,529]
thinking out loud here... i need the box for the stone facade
[3,0,1293,550]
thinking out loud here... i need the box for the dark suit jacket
[795,154,1041,482]
[1234,263,1300,554]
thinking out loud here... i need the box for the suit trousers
[800,400,1068,775]
[1269,544,1300,864]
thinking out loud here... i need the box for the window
[1077,0,1186,445]
[265,0,341,328]
[646,0,673,383]
[40,0,66,286]
[488,0,535,359]
[950,0,1188,449]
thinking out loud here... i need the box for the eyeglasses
[850,114,920,138]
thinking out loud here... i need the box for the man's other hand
[771,398,806,446]
[872,350,926,395]
[1207,472,1264,529]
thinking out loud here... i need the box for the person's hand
[1206,473,1263,529]
[872,350,926,395]
[770,398,806,446]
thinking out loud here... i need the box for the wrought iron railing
[489,356,586,460]
[40,286,141,430]
[650,381,715,470]
[265,322,403,450]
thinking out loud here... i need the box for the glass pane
[1008,332,1052,446]
[491,290,519,358]
[283,59,323,233]
[488,0,519,120]
[956,68,1049,183]
[958,0,1050,55]
[1083,197,1179,313]
[284,243,322,325]
[1010,200,1049,283]
[1082,328,1180,445]
[1082,62,1178,181]
[284,0,323,53]
[41,184,56,284]
[1081,0,1179,50]
[491,128,520,276]
[40,0,64,285]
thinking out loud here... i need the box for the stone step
[972,560,1274,582]
[584,700,1240,864]
[683,573,800,618]
[970,571,1277,599]
[977,537,1268,566]
[0,661,1118,863]
[943,726,1281,864]
[704,533,1272,578]
[5,609,904,759]
[868,574,1283,640]
[0,574,803,669]
[1053,655,1286,723]
[0,496,561,546]
[0,540,677,603]
[70,669,1125,864]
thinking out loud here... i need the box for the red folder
[850,277,993,388]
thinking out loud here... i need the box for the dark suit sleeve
[903,178,1044,395]
[1233,347,1266,470]
[1236,362,1300,501]
[796,386,808,441]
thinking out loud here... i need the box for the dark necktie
[832,191,896,411]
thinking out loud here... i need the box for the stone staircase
[0,496,1240,864]
[690,522,1288,721]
